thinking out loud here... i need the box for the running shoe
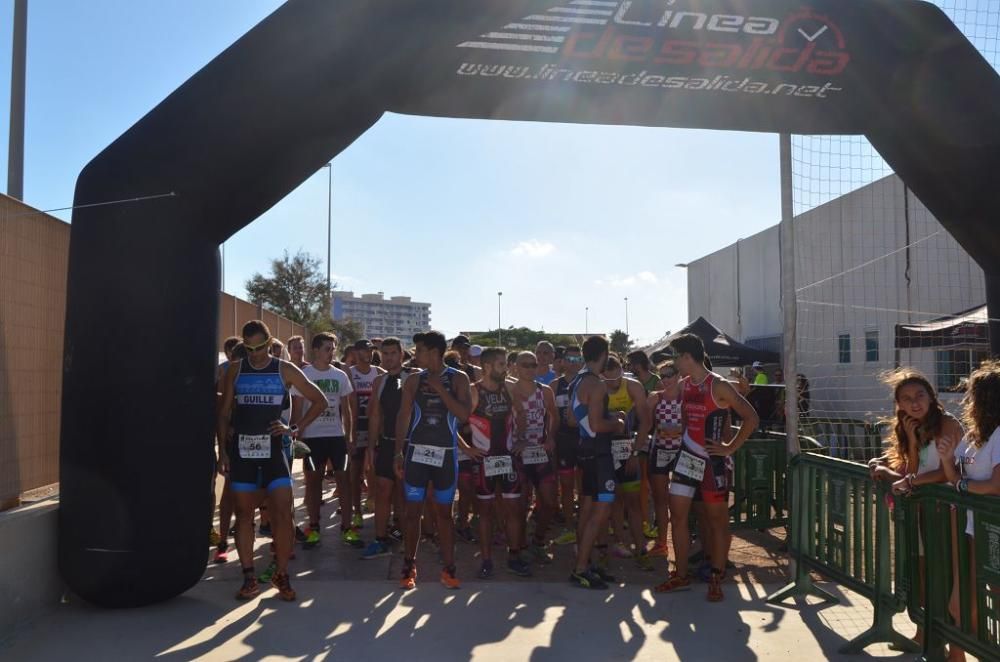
[455,526,477,544]
[271,571,297,601]
[209,529,221,546]
[591,564,617,584]
[361,539,391,560]
[569,569,607,590]
[611,543,633,559]
[304,528,321,549]
[554,529,577,546]
[213,545,229,564]
[294,526,307,543]
[400,561,417,590]
[342,528,364,548]
[258,523,273,538]
[707,571,724,602]
[654,571,692,593]
[647,543,670,558]
[236,574,260,600]
[351,513,364,529]
[506,558,533,577]
[440,565,461,589]
[635,552,654,572]
[258,560,277,584]
[643,523,659,540]
[478,559,495,579]
[528,544,552,565]
[388,526,403,543]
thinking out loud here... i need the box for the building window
[838,334,851,364]
[935,348,990,393]
[864,330,879,363]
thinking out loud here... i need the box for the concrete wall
[0,499,60,640]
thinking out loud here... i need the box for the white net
[788,0,999,461]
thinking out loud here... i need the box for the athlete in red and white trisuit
[644,359,683,559]
[656,333,757,602]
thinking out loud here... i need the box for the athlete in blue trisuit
[217,319,329,602]
[394,331,476,590]
[568,335,627,589]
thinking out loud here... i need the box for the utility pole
[7,0,28,200]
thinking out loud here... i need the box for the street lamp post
[624,297,630,337]
[322,163,333,321]
[497,292,503,345]
[585,306,589,335]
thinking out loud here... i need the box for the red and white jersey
[513,384,547,446]
[681,372,728,457]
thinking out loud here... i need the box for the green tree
[468,327,578,351]
[609,329,632,356]
[245,250,331,328]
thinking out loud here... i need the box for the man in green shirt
[751,361,770,385]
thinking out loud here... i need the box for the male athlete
[569,336,626,589]
[602,354,652,570]
[217,320,328,601]
[553,345,583,545]
[627,350,661,395]
[469,347,531,578]
[362,338,414,559]
[511,351,559,563]
[349,339,386,529]
[291,332,360,548]
[656,333,758,601]
[535,341,558,385]
[395,331,473,589]
[287,335,308,369]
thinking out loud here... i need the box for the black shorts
[374,435,398,481]
[474,455,523,499]
[302,436,347,473]
[647,446,680,477]
[458,458,476,479]
[555,430,578,472]
[229,437,292,493]
[403,445,458,505]
[522,457,556,488]
[578,437,615,503]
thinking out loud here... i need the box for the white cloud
[510,239,555,258]
[597,271,660,288]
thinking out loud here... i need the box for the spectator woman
[938,359,1000,661]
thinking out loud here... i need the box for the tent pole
[779,134,800,457]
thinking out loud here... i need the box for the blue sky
[0,0,784,345]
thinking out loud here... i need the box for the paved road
[0,475,919,660]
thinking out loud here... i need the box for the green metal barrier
[900,485,1000,661]
[730,433,825,530]
[766,453,917,654]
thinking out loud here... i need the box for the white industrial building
[686,174,987,420]
[331,291,431,340]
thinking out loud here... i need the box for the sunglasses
[565,356,583,364]
[519,363,538,369]
[659,371,678,379]
[244,338,272,353]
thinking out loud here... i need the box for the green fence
[900,485,1000,661]
[766,452,917,654]
[729,432,825,530]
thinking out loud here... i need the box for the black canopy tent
[895,305,988,349]
[647,317,780,367]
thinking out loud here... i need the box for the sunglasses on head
[244,338,272,353]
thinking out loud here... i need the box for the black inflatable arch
[60,0,1000,606]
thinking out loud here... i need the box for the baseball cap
[752,361,762,368]
[451,334,471,348]
[469,344,483,358]
[354,338,374,350]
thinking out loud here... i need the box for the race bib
[238,434,271,459]
[555,394,569,408]
[612,438,633,462]
[355,430,369,448]
[674,450,707,482]
[317,407,338,424]
[656,448,679,468]
[410,444,446,468]
[484,455,514,477]
[522,445,549,465]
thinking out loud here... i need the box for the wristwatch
[289,424,299,438]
